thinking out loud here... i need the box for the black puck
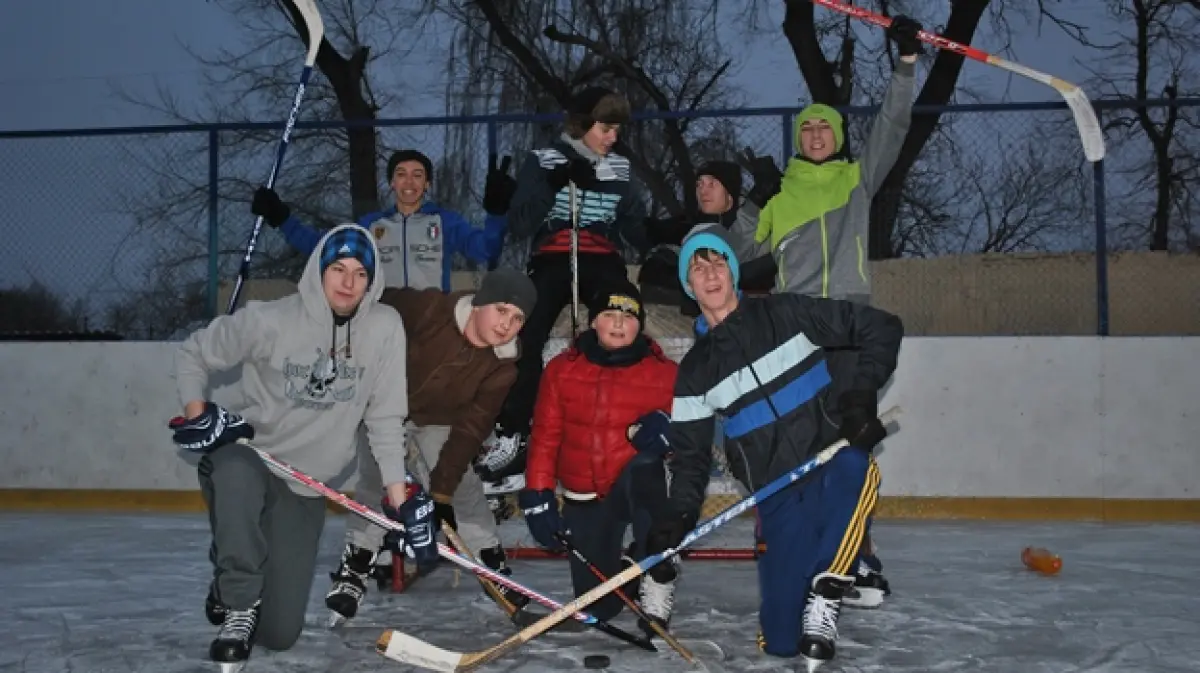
[583,654,611,669]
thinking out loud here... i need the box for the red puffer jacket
[525,335,678,498]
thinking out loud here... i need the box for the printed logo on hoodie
[282,347,365,410]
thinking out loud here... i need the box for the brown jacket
[378,287,519,501]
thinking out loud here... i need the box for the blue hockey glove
[167,402,254,453]
[382,476,439,571]
[627,410,671,457]
[517,489,564,552]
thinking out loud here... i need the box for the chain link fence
[1,100,1196,340]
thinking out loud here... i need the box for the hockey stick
[226,0,325,314]
[568,180,581,337]
[553,531,697,665]
[236,440,653,652]
[376,406,902,672]
[810,0,1105,163]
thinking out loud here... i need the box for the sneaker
[209,599,260,667]
[637,557,678,639]
[325,543,376,622]
[475,429,527,482]
[479,545,530,611]
[843,558,891,609]
[799,572,854,671]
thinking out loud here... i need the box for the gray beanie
[472,269,538,318]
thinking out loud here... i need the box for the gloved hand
[837,390,887,451]
[548,158,595,192]
[483,154,517,215]
[381,476,439,571]
[433,501,458,532]
[739,148,782,208]
[168,402,255,453]
[644,511,696,582]
[627,410,672,458]
[250,186,291,228]
[886,15,924,58]
[517,489,564,552]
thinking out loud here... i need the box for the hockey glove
[645,512,697,582]
[517,489,564,552]
[837,390,887,451]
[548,158,595,193]
[739,148,782,208]
[627,410,672,458]
[168,402,254,453]
[886,15,924,57]
[250,186,291,228]
[381,476,439,571]
[483,154,517,215]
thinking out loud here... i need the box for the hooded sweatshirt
[175,223,410,496]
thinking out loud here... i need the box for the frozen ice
[1,512,1198,672]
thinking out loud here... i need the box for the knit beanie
[387,149,434,180]
[677,224,741,299]
[697,160,743,201]
[472,269,538,318]
[793,103,845,153]
[586,277,646,327]
[320,226,377,286]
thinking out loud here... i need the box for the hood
[298,223,386,326]
[454,294,519,360]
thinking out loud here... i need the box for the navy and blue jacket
[279,202,506,292]
[665,293,902,520]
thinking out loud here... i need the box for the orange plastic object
[1021,547,1063,575]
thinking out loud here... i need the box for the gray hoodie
[175,224,409,497]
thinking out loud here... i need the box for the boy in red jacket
[518,278,679,638]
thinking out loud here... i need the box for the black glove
[381,477,439,570]
[739,148,782,208]
[517,489,564,552]
[886,15,924,57]
[483,154,517,215]
[644,512,696,582]
[168,402,255,453]
[433,501,458,532]
[251,186,291,228]
[627,410,671,458]
[548,158,595,192]
[837,390,888,451]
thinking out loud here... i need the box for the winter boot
[325,543,376,623]
[479,545,530,612]
[843,556,891,609]
[637,556,678,639]
[209,599,260,671]
[799,572,855,672]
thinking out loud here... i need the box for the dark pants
[755,447,880,657]
[494,250,630,434]
[560,453,670,622]
[199,443,327,651]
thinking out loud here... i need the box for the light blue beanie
[677,224,741,299]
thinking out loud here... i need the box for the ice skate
[325,543,376,626]
[799,572,854,672]
[842,558,891,609]
[480,545,530,612]
[209,600,259,673]
[481,473,526,496]
[474,429,527,483]
[370,548,394,590]
[637,557,678,639]
[204,582,226,626]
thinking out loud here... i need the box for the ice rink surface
[2,511,1198,673]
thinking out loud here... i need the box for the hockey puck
[583,654,611,669]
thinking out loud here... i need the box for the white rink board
[0,337,1196,499]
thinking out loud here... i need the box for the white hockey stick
[227,0,325,314]
[568,180,581,337]
[376,407,902,672]
[812,0,1105,163]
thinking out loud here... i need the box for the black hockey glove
[739,148,782,208]
[548,158,595,192]
[837,390,888,451]
[168,402,254,453]
[887,15,924,58]
[517,489,564,552]
[483,154,517,215]
[381,477,439,571]
[627,410,672,458]
[250,186,291,228]
[645,512,697,582]
[433,501,458,533]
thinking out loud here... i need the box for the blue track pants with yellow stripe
[755,446,880,657]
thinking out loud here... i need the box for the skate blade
[215,662,246,673]
[843,587,885,609]
[327,611,348,629]
[802,655,828,673]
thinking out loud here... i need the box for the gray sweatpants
[346,423,499,554]
[198,443,326,652]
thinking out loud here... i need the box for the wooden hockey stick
[226,0,325,313]
[376,407,902,672]
[811,0,1105,163]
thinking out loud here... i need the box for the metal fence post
[781,113,793,162]
[486,119,501,270]
[1091,108,1109,337]
[486,119,498,157]
[207,128,220,319]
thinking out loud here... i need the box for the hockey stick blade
[810,0,1104,163]
[378,407,901,671]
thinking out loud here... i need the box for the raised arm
[858,58,916,197]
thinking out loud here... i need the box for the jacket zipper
[819,213,830,298]
[856,234,866,283]
[400,213,410,287]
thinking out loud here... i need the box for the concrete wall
[1,338,1196,508]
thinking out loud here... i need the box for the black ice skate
[799,572,855,673]
[637,556,678,639]
[474,429,527,483]
[209,599,259,673]
[843,558,891,609]
[480,545,530,613]
[205,582,226,626]
[325,543,376,627]
[370,548,394,590]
